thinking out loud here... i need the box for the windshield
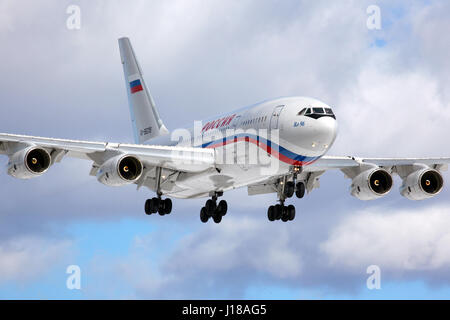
[299,107,336,119]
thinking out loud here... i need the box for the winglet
[118,37,169,144]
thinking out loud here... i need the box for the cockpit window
[313,107,324,114]
[298,108,306,116]
[304,106,336,120]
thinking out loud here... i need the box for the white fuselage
[152,96,338,198]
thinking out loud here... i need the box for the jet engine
[97,155,143,187]
[7,147,52,179]
[350,168,393,200]
[400,168,443,200]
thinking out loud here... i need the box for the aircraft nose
[311,116,337,151]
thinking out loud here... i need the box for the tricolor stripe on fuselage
[200,133,321,166]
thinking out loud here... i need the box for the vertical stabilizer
[118,37,169,144]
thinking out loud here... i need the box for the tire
[150,198,159,213]
[281,206,289,222]
[267,205,275,221]
[200,207,209,223]
[274,204,282,220]
[164,198,172,214]
[157,198,165,215]
[217,200,228,216]
[296,182,305,199]
[205,199,216,215]
[144,199,152,215]
[284,181,295,198]
[287,205,295,221]
[213,213,222,224]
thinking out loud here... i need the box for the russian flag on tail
[130,79,143,94]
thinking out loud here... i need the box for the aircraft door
[269,105,285,130]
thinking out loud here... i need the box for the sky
[0,0,450,299]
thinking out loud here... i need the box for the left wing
[248,155,450,201]
[308,155,450,170]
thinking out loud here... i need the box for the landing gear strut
[200,192,227,224]
[144,166,173,216]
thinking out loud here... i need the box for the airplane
[0,37,449,224]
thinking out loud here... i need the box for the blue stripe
[129,79,141,88]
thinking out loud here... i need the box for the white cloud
[321,205,450,272]
[165,217,302,277]
[0,236,72,284]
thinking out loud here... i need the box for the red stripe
[131,85,143,94]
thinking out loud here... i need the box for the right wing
[0,133,215,189]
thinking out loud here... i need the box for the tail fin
[118,37,169,144]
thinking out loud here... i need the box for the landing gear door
[269,105,285,130]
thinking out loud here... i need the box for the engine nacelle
[350,168,393,200]
[7,147,52,179]
[400,168,443,200]
[97,155,143,187]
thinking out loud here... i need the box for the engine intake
[118,156,143,181]
[351,168,393,200]
[97,155,143,187]
[8,147,51,179]
[400,168,443,200]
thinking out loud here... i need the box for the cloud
[1,0,450,299]
[0,235,72,284]
[321,205,450,272]
[87,217,303,299]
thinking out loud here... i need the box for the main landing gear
[267,202,295,222]
[145,196,172,215]
[200,193,228,224]
[267,167,306,222]
[144,167,172,216]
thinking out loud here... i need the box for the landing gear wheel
[287,204,295,221]
[145,199,153,215]
[274,204,282,220]
[267,205,275,221]
[281,206,289,222]
[200,207,209,223]
[157,198,168,215]
[205,199,216,214]
[163,198,172,214]
[217,200,228,216]
[213,213,222,224]
[295,182,305,199]
[284,181,295,198]
[145,197,159,215]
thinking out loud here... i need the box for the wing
[307,155,450,171]
[247,155,450,200]
[0,132,215,186]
